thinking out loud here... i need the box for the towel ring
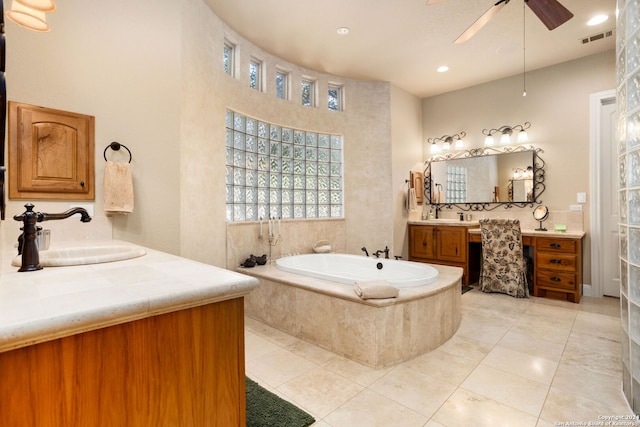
[103,141,132,163]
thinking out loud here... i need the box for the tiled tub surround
[240,263,462,368]
[226,219,346,268]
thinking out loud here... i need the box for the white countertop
[0,241,259,353]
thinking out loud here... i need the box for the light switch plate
[570,204,582,211]
[577,192,587,203]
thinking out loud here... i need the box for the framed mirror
[424,145,545,211]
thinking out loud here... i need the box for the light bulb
[500,132,511,144]
[517,130,529,143]
[484,135,494,146]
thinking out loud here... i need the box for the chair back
[479,218,528,297]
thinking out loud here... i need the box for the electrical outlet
[570,204,582,211]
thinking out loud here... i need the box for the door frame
[589,89,617,297]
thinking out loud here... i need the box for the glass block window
[445,165,467,203]
[301,78,315,107]
[276,69,289,100]
[249,58,262,91]
[226,109,343,222]
[223,40,235,76]
[328,84,343,111]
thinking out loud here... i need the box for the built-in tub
[275,253,439,287]
[241,254,462,368]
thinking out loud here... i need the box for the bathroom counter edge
[0,241,259,353]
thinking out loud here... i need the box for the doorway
[590,89,619,297]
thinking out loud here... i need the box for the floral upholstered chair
[479,218,528,298]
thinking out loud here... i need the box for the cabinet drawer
[536,238,576,253]
[537,270,577,290]
[537,252,577,272]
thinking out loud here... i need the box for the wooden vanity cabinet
[409,224,478,285]
[534,236,583,303]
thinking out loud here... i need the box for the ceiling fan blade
[454,2,507,44]
[525,0,574,30]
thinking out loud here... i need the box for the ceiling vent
[580,29,615,45]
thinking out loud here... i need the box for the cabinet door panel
[409,225,435,259]
[9,102,95,200]
[436,227,466,262]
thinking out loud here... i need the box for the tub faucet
[361,247,369,257]
[373,246,390,259]
[14,203,92,272]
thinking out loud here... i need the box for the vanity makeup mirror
[533,205,549,231]
[424,146,545,211]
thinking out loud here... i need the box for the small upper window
[276,69,289,100]
[328,84,343,111]
[223,40,235,77]
[301,78,315,107]
[249,58,263,91]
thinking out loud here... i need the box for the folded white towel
[408,188,417,211]
[103,160,134,215]
[354,280,399,299]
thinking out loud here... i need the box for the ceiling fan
[427,0,574,44]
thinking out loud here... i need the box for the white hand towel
[103,160,134,215]
[354,280,399,299]
[408,188,417,211]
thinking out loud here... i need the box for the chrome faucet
[13,203,92,272]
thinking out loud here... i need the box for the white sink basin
[12,243,146,267]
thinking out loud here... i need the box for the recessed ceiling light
[437,66,449,73]
[587,15,608,26]
[336,27,350,35]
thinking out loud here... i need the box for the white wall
[391,86,424,259]
[422,50,617,284]
[181,0,396,266]
[1,0,182,253]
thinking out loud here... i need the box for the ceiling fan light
[6,1,50,32]
[14,0,55,12]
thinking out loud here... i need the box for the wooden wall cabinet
[409,224,478,285]
[9,102,95,200]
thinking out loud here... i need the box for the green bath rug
[246,377,315,427]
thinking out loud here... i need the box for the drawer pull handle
[550,243,561,248]
[550,259,562,264]
[550,277,561,282]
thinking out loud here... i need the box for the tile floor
[245,288,634,427]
